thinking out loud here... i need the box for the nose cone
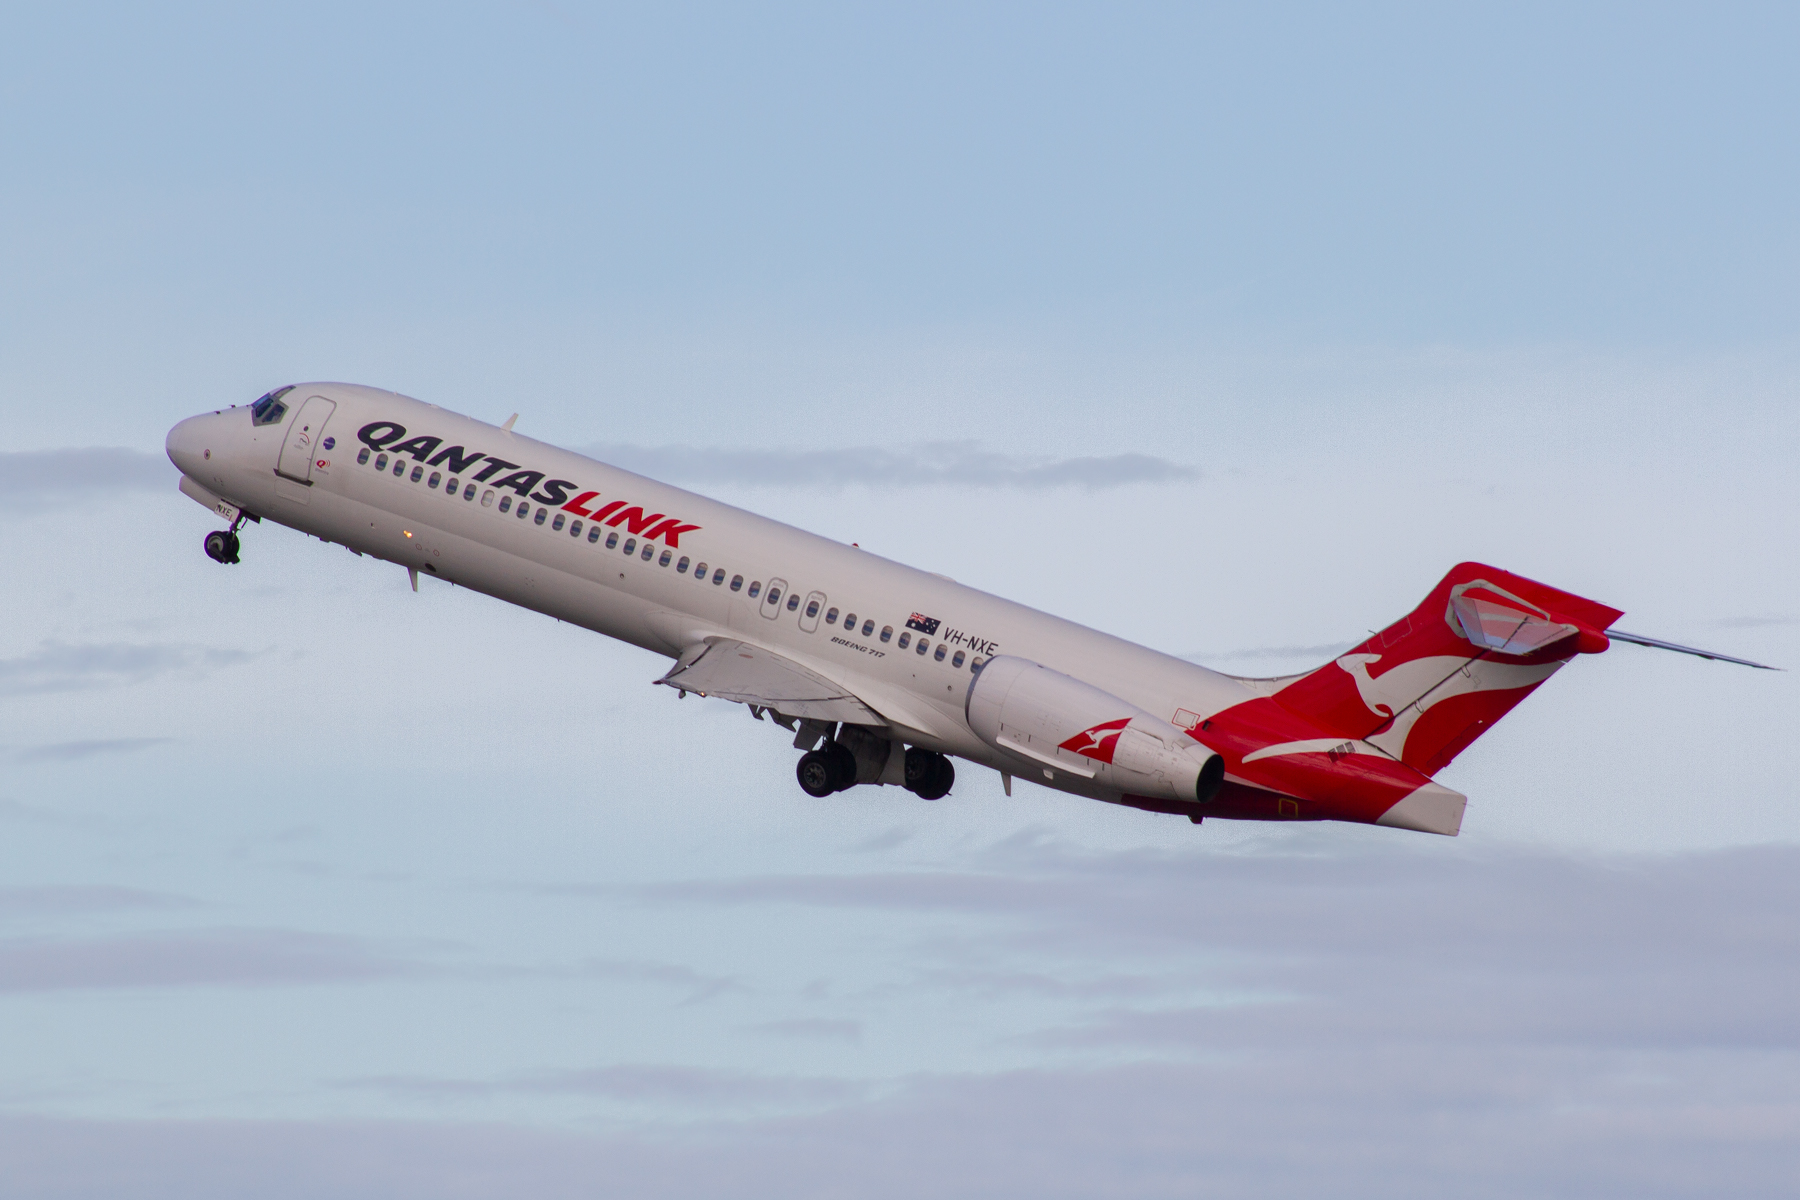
[166,413,215,478]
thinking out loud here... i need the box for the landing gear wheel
[824,741,859,792]
[905,748,954,800]
[203,530,240,564]
[796,750,838,798]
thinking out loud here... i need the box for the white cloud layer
[0,843,1793,1197]
[583,442,1198,490]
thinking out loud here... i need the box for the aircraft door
[760,577,789,620]
[276,396,338,484]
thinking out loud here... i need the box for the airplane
[164,383,1775,837]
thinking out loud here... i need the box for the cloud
[12,737,174,764]
[743,1018,863,1044]
[0,928,424,992]
[0,641,254,697]
[582,441,1197,490]
[1710,615,1797,629]
[2,847,1799,1195]
[0,449,170,512]
[348,1064,861,1108]
[575,958,742,1005]
[0,886,193,919]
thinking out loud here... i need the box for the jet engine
[965,656,1224,806]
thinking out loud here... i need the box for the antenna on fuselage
[501,413,518,433]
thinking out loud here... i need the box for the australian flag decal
[905,613,941,636]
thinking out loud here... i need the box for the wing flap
[657,639,885,725]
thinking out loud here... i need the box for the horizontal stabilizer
[657,639,884,724]
[1606,629,1779,671]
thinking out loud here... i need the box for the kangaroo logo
[1059,718,1133,764]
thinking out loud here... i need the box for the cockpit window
[250,386,295,426]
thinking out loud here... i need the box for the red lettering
[561,490,599,517]
[589,500,625,523]
[646,518,702,548]
[605,506,666,534]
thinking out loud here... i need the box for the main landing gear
[793,741,955,800]
[203,511,254,564]
[904,747,955,800]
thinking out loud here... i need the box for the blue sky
[1,3,1797,1196]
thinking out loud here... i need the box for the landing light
[403,531,413,538]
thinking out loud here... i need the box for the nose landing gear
[203,530,240,564]
[203,510,254,564]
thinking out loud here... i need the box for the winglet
[500,413,518,432]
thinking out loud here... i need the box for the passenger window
[843,613,857,633]
[499,496,513,513]
[482,489,495,507]
[862,620,875,636]
[916,639,929,655]
[934,644,947,662]
[659,549,672,566]
[357,448,371,465]
[694,561,707,578]
[897,632,910,649]
[825,608,838,624]
[552,513,565,531]
[428,471,442,489]
[713,568,726,585]
[606,531,619,549]
[952,650,965,668]
[677,556,690,573]
[748,581,762,598]
[766,587,780,605]
[393,460,405,476]
[623,537,636,555]
[971,656,985,672]
[464,484,476,500]
[641,543,654,561]
[410,466,423,482]
[588,525,602,543]
[446,477,459,493]
[518,503,531,520]
[569,519,582,537]
[375,453,388,470]
[880,626,893,643]
[730,575,744,592]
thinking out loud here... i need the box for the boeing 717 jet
[165,383,1771,836]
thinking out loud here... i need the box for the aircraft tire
[912,752,954,801]
[204,531,237,564]
[902,747,935,792]
[796,751,838,798]
[826,741,859,792]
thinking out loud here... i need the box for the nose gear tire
[203,530,240,564]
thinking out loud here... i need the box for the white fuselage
[167,383,1261,805]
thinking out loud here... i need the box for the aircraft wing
[656,638,885,724]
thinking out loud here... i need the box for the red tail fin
[1271,563,1622,774]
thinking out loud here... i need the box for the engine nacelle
[965,656,1224,806]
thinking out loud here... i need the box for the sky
[2,3,1798,1196]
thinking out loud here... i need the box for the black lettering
[471,456,519,482]
[530,478,576,506]
[491,469,546,497]
[388,435,444,462]
[357,421,405,450]
[427,445,488,473]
